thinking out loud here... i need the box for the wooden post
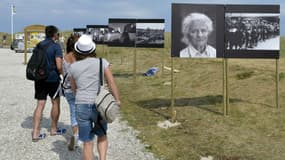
[223,58,229,115]
[102,44,105,56]
[226,59,229,115]
[24,32,28,64]
[133,47,137,84]
[276,58,279,108]
[170,57,176,122]
[161,34,169,77]
[121,53,123,65]
[161,49,165,77]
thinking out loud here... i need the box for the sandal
[50,128,66,136]
[32,133,46,142]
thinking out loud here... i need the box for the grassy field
[94,34,285,160]
[2,31,285,159]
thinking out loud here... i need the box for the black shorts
[34,81,60,100]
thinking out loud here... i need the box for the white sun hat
[74,34,96,54]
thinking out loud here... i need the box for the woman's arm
[70,76,77,95]
[104,66,120,106]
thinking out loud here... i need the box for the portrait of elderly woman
[180,13,216,58]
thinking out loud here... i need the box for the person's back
[62,35,80,150]
[69,35,120,160]
[71,58,109,104]
[31,25,65,142]
[40,38,62,82]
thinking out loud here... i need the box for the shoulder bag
[95,58,120,123]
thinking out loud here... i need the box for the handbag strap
[95,57,107,134]
[99,58,103,86]
[97,58,103,95]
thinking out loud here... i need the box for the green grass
[1,31,285,159]
[95,33,285,160]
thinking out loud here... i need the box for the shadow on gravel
[21,116,73,147]
[21,116,85,159]
[21,116,70,131]
[51,140,82,160]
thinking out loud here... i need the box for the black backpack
[26,41,52,81]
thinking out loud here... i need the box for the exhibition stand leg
[170,57,176,122]
[161,49,165,77]
[24,32,28,64]
[276,58,279,108]
[161,34,169,77]
[133,46,137,84]
[223,58,229,115]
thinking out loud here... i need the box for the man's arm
[55,57,63,75]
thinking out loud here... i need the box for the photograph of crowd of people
[225,13,280,51]
[73,28,86,37]
[136,19,165,48]
[86,25,108,44]
[107,19,136,47]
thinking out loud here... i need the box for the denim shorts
[64,92,77,127]
[75,104,107,142]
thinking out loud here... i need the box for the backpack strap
[38,40,53,51]
[38,40,53,69]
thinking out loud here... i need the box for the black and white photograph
[86,25,108,44]
[136,19,165,48]
[73,28,86,36]
[171,3,225,58]
[225,5,280,58]
[107,19,136,47]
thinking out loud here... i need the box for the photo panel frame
[107,18,136,47]
[86,25,108,44]
[73,28,86,36]
[171,3,225,58]
[225,5,280,58]
[136,19,165,48]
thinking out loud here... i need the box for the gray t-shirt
[69,57,109,104]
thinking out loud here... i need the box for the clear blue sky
[0,0,283,34]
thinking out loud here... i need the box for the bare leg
[97,135,108,160]
[72,125,78,135]
[68,125,79,150]
[50,97,60,134]
[32,100,46,138]
[83,141,94,160]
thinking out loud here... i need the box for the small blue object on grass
[144,67,159,76]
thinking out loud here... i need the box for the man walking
[32,25,65,141]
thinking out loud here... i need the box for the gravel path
[0,48,158,160]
